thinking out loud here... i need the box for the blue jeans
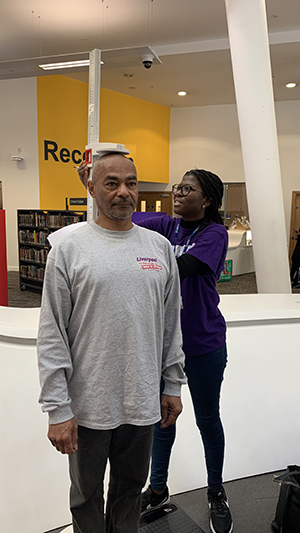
[150,344,227,491]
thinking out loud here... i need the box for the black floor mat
[139,503,205,532]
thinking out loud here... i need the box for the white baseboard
[7,267,19,272]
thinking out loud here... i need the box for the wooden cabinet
[18,209,87,292]
[136,191,173,215]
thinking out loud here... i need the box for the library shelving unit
[17,209,87,292]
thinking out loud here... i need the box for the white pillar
[224,0,291,293]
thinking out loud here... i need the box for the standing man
[37,153,186,533]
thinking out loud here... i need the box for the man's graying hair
[91,153,135,181]
[184,168,224,227]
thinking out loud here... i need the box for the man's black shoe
[141,485,170,516]
[207,487,233,533]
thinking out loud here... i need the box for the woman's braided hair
[183,168,224,227]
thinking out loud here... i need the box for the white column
[224,0,291,293]
[87,49,101,223]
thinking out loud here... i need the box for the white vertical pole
[87,49,101,223]
[224,0,291,293]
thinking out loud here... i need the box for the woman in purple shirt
[78,165,232,533]
[138,169,232,533]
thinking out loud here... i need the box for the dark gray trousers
[69,424,154,533]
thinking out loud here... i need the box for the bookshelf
[18,209,87,292]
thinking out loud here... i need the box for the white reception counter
[1,294,300,533]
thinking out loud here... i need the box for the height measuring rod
[87,49,101,223]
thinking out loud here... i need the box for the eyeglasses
[172,184,204,196]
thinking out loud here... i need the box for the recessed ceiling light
[178,91,187,96]
[123,73,133,77]
[39,59,104,70]
[286,82,297,88]
[129,86,136,90]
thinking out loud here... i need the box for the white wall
[0,78,39,270]
[170,104,244,184]
[170,100,300,238]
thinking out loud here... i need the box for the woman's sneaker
[141,485,170,515]
[207,487,233,533]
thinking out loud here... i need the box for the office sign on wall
[44,140,84,165]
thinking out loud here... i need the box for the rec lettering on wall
[44,140,84,164]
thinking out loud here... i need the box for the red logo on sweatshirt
[137,257,162,271]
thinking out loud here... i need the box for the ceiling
[0,0,300,107]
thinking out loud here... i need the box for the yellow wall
[37,76,170,210]
[37,76,88,210]
[100,88,170,183]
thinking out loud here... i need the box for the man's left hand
[160,394,183,428]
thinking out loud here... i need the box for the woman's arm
[177,253,209,280]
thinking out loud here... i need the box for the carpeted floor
[7,271,260,308]
[7,270,300,308]
[216,272,258,294]
[8,271,42,307]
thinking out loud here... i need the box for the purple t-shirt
[136,215,228,356]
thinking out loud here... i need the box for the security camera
[141,53,154,69]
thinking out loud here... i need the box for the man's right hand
[48,417,78,455]
[77,162,90,189]
[160,394,183,428]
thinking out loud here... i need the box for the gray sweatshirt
[37,222,186,429]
